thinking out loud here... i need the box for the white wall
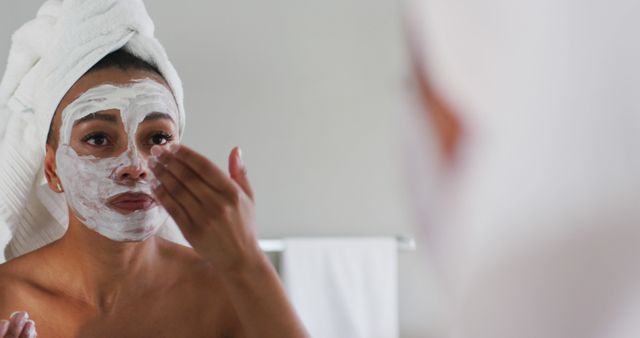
[0,1,441,336]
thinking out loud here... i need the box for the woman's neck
[48,212,161,313]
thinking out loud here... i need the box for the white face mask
[55,79,180,241]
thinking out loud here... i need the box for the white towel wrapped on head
[0,0,187,260]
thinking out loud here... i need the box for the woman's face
[66,92,176,160]
[47,67,180,241]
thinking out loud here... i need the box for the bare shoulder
[0,246,48,287]
[0,247,54,318]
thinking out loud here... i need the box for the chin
[94,225,160,242]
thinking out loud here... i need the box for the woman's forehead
[62,79,177,125]
[51,68,175,145]
[58,68,170,115]
[72,110,176,129]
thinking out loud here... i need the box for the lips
[108,192,155,213]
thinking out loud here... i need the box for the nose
[114,164,149,184]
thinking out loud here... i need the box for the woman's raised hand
[149,144,261,272]
[0,312,36,338]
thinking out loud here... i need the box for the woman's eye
[149,132,173,145]
[82,133,110,146]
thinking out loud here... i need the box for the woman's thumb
[229,147,254,200]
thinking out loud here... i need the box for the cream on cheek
[55,79,180,241]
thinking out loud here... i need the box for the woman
[0,1,308,337]
[405,0,640,337]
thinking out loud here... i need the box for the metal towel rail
[258,235,416,252]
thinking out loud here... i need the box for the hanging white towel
[282,237,398,338]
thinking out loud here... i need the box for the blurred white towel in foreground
[282,237,398,338]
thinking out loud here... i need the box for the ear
[44,144,63,193]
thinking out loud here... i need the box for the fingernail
[151,179,161,189]
[10,311,27,327]
[25,320,36,337]
[0,320,8,331]
[10,311,27,320]
[237,147,244,167]
[150,145,163,157]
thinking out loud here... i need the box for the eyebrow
[72,111,174,127]
[73,112,117,126]
[142,112,175,123]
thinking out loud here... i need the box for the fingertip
[151,178,161,190]
[23,319,36,338]
[150,145,163,157]
[238,149,245,168]
[10,310,27,322]
[0,320,9,335]
[228,147,245,178]
[8,311,28,337]
[233,146,245,169]
[169,142,180,153]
